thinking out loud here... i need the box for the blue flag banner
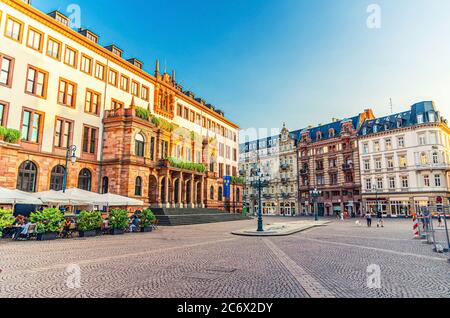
[223,176,231,199]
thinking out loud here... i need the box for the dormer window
[329,129,335,138]
[428,112,436,122]
[362,127,367,135]
[105,45,123,58]
[397,119,403,128]
[417,114,424,124]
[48,11,70,27]
[78,28,99,44]
[316,132,322,140]
[127,58,143,69]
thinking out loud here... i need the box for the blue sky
[35,0,450,132]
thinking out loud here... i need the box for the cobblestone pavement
[0,217,449,298]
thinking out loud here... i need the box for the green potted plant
[77,211,103,238]
[0,126,7,142]
[4,129,21,144]
[30,208,64,241]
[109,209,129,235]
[0,209,14,238]
[139,209,156,232]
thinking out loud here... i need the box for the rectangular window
[46,37,62,60]
[82,126,98,154]
[177,104,182,117]
[5,16,24,42]
[401,176,409,188]
[141,85,149,101]
[26,27,43,52]
[108,68,118,87]
[54,118,73,149]
[95,62,106,81]
[120,75,129,91]
[435,175,441,187]
[424,175,430,187]
[0,102,8,126]
[131,80,140,97]
[64,46,78,68]
[385,138,392,150]
[418,133,427,145]
[398,136,405,148]
[389,177,396,189]
[58,78,77,108]
[25,66,48,98]
[80,54,93,75]
[0,54,14,87]
[21,109,43,143]
[399,155,407,168]
[85,89,101,115]
[111,99,124,110]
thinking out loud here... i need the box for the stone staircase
[152,208,250,226]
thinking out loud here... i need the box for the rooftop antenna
[389,98,394,114]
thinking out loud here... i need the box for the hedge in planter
[139,209,156,232]
[30,208,64,241]
[0,209,14,238]
[77,211,103,238]
[109,209,129,235]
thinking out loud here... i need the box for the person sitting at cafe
[12,217,30,240]
[102,218,110,233]
[129,215,140,232]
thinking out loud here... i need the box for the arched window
[210,186,214,200]
[316,132,322,140]
[17,161,38,193]
[329,129,335,138]
[50,165,66,191]
[102,177,109,194]
[218,187,223,201]
[135,133,145,157]
[135,176,142,196]
[78,169,92,191]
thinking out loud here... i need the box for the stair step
[153,207,249,226]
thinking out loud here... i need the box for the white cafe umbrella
[0,187,43,205]
[96,193,145,207]
[31,190,90,206]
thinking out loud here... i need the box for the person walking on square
[366,211,372,228]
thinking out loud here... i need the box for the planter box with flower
[30,208,65,241]
[166,157,206,173]
[139,209,156,232]
[109,209,129,235]
[77,211,103,238]
[0,127,21,144]
[0,209,14,238]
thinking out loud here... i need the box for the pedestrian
[377,210,384,228]
[437,214,443,228]
[366,212,372,228]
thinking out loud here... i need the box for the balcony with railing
[342,163,354,170]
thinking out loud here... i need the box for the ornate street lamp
[310,187,322,222]
[62,145,77,193]
[248,167,270,232]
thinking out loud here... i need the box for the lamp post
[372,184,379,216]
[62,145,77,193]
[310,187,322,222]
[248,167,269,232]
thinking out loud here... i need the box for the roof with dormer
[359,101,444,137]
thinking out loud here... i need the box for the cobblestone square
[1,217,449,298]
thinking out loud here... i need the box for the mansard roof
[359,101,443,137]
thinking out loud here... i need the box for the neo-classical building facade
[359,101,450,216]
[295,110,375,216]
[0,0,242,211]
[239,125,298,216]
[239,110,375,217]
